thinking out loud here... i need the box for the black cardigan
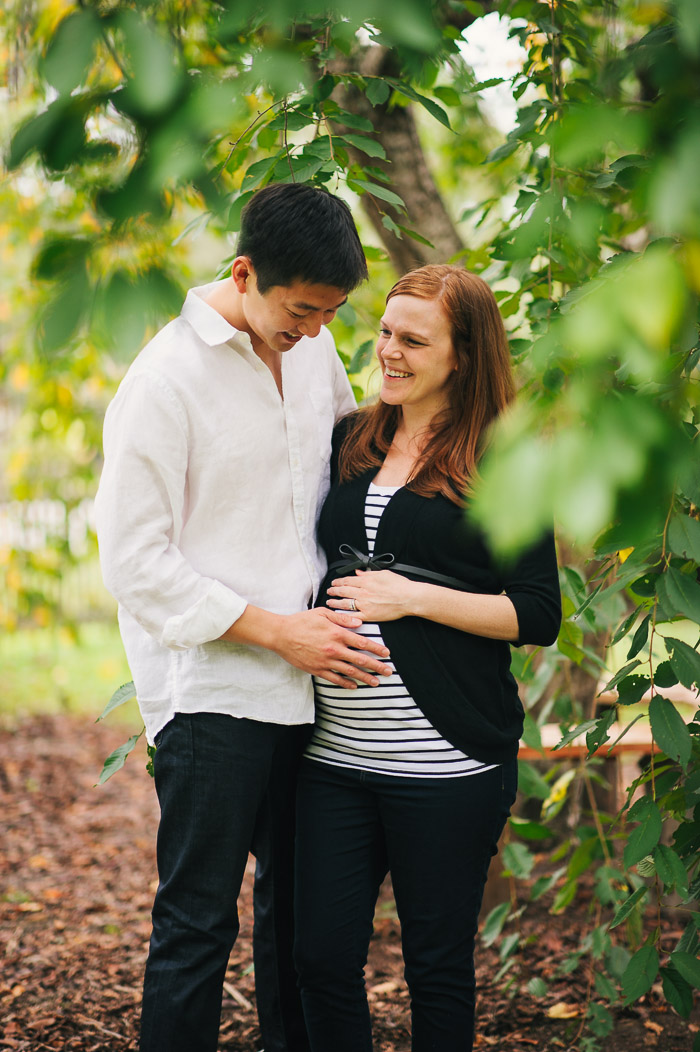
[316,424,562,766]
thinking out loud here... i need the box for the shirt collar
[181,281,253,351]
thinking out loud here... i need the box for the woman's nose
[381,342,401,358]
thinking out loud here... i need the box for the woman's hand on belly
[327,569,419,623]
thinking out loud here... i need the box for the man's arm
[220,605,391,689]
[96,371,391,683]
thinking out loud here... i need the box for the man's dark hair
[238,183,368,294]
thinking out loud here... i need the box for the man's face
[241,270,348,354]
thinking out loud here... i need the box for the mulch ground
[0,714,696,1051]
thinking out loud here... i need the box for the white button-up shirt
[95,282,356,743]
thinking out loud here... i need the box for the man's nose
[298,315,323,338]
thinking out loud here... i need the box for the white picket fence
[0,498,114,623]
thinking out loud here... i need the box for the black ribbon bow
[328,544,468,591]
[329,543,396,575]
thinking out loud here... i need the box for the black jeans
[139,712,311,1052]
[294,758,517,1052]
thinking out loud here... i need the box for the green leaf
[594,971,618,1002]
[332,109,374,132]
[609,886,648,930]
[551,878,578,914]
[96,733,142,786]
[365,78,391,106]
[481,902,510,947]
[517,759,551,800]
[552,719,598,750]
[117,10,183,118]
[621,942,659,1004]
[527,977,548,997]
[346,178,405,208]
[667,514,700,562]
[502,841,535,879]
[39,273,90,353]
[587,1000,615,1037]
[657,567,700,624]
[601,660,642,694]
[617,674,651,707]
[42,9,101,94]
[347,339,375,375]
[670,951,700,989]
[240,155,282,192]
[610,605,643,646]
[8,107,57,169]
[267,110,314,132]
[649,695,692,769]
[508,816,553,841]
[627,614,651,659]
[486,140,520,164]
[396,225,435,248]
[433,85,462,106]
[338,133,386,159]
[654,844,689,897]
[313,73,336,102]
[530,868,564,901]
[661,963,694,1018]
[586,708,617,753]
[499,931,520,961]
[389,82,452,130]
[96,681,137,722]
[665,637,700,689]
[32,236,92,281]
[654,660,680,688]
[623,797,662,868]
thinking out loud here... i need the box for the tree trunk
[328,45,465,273]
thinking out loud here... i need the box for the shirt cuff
[159,580,248,650]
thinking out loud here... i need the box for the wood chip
[222,980,254,1011]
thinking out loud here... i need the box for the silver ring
[349,598,358,612]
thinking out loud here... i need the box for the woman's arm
[326,570,520,642]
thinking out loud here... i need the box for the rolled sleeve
[161,579,247,649]
[501,531,562,647]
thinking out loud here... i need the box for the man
[95,183,391,1052]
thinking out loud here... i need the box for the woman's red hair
[339,264,515,504]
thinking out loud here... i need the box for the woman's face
[376,294,457,417]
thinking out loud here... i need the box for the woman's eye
[379,328,391,337]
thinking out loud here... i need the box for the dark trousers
[294,758,517,1052]
[139,712,311,1052]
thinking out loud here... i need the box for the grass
[0,621,139,728]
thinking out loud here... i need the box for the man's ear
[231,256,254,294]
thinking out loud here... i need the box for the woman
[294,265,561,1052]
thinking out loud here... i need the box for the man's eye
[289,311,303,319]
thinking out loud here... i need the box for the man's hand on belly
[219,605,392,689]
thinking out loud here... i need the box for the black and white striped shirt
[306,483,496,778]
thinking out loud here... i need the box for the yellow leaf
[6,567,22,592]
[9,362,31,391]
[55,383,73,407]
[618,547,634,563]
[644,1021,664,1036]
[369,980,401,996]
[547,1002,580,1020]
[32,605,51,628]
